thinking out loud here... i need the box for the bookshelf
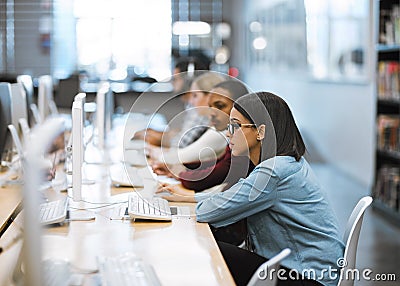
[373,0,400,225]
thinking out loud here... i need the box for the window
[246,0,369,82]
[74,0,171,81]
[304,0,369,81]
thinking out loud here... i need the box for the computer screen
[0,83,14,164]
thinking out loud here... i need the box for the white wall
[245,74,375,188]
[223,0,376,188]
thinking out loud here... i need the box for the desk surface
[0,164,235,286]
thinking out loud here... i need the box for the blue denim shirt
[195,156,345,286]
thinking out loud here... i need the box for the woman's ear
[257,124,266,141]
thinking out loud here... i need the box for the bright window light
[74,0,171,81]
[253,37,267,50]
[172,21,211,35]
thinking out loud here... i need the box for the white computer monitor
[19,117,65,286]
[0,83,14,164]
[105,87,114,137]
[38,75,58,122]
[7,124,24,161]
[16,75,35,127]
[95,82,110,150]
[10,83,28,136]
[71,101,83,201]
[74,93,87,164]
[74,92,86,121]
[18,118,31,146]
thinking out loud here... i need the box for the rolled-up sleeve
[162,129,227,164]
[195,161,278,228]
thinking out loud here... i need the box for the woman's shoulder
[255,156,306,178]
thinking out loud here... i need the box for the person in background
[158,92,344,286]
[147,72,227,165]
[172,57,209,98]
[133,68,221,148]
[168,71,226,149]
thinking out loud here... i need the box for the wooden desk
[0,166,235,286]
[0,182,23,286]
[0,184,22,228]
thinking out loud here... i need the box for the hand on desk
[152,161,172,176]
[132,128,163,147]
[146,145,163,161]
[151,162,186,180]
[156,183,196,203]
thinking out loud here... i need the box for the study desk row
[0,163,235,286]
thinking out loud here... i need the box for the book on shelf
[379,4,400,45]
[374,165,400,212]
[377,115,400,154]
[377,61,400,101]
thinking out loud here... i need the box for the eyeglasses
[227,122,257,134]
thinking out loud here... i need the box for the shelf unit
[372,0,400,225]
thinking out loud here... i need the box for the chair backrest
[247,248,291,286]
[338,196,373,286]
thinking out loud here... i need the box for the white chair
[247,248,291,286]
[337,196,373,286]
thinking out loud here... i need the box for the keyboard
[42,259,71,286]
[40,198,68,225]
[98,254,161,286]
[128,194,172,221]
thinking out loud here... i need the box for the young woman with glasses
[158,92,344,286]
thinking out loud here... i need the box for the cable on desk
[0,201,23,238]
[70,264,99,274]
[0,232,23,255]
[69,201,127,211]
[66,195,128,205]
[95,207,130,221]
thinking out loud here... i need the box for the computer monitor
[10,83,29,136]
[71,100,83,201]
[73,93,86,163]
[105,87,114,137]
[0,83,14,164]
[16,75,35,127]
[18,118,31,146]
[74,92,86,127]
[7,124,24,162]
[18,117,66,286]
[96,82,112,149]
[38,75,58,121]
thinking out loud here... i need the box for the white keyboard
[128,194,172,221]
[42,259,71,286]
[40,198,68,225]
[98,254,161,286]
